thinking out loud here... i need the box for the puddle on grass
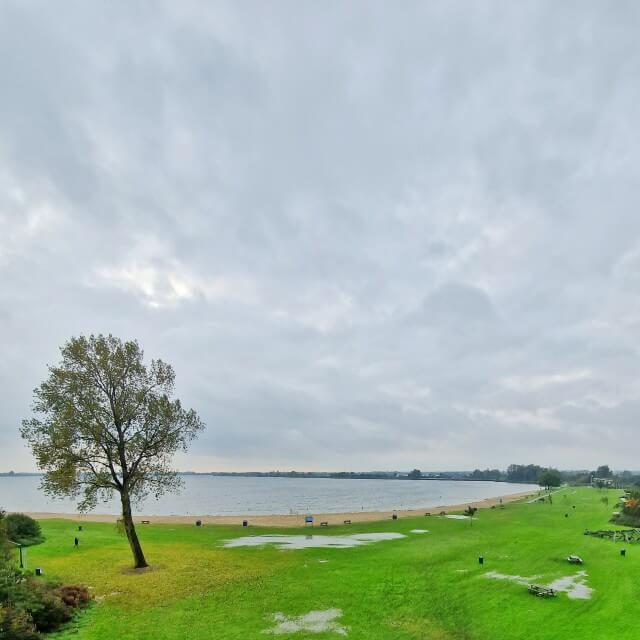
[264,609,347,635]
[485,571,539,586]
[485,570,593,599]
[547,571,593,600]
[410,529,429,533]
[223,533,406,549]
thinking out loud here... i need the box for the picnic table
[528,584,556,598]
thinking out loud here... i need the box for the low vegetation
[611,489,640,527]
[4,514,44,547]
[5,487,638,639]
[0,510,90,639]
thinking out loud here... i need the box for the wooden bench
[528,584,556,598]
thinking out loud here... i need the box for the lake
[0,475,539,516]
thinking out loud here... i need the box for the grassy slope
[20,487,639,640]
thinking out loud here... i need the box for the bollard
[35,568,43,576]
[392,514,398,520]
[479,556,484,565]
[74,537,79,548]
[78,525,82,531]
[242,520,248,527]
[621,549,626,557]
[195,520,202,527]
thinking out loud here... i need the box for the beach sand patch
[223,532,406,550]
[485,570,593,599]
[264,609,347,635]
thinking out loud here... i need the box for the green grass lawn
[18,487,639,639]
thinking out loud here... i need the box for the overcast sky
[2,1,640,473]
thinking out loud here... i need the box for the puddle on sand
[264,609,347,635]
[485,570,593,599]
[223,532,406,549]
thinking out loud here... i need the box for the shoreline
[22,490,538,527]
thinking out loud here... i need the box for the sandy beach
[23,489,538,527]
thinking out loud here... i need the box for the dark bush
[27,582,73,633]
[56,585,91,609]
[0,604,40,640]
[4,515,43,547]
[21,580,92,634]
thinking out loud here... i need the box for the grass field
[18,487,639,639]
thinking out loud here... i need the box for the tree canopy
[537,468,561,490]
[21,334,205,567]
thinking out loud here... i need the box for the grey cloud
[2,1,640,471]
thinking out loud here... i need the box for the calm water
[0,475,538,516]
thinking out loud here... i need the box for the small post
[35,568,43,577]
[621,549,626,557]
[479,555,484,565]
[74,537,79,548]
[242,520,248,527]
[18,545,24,569]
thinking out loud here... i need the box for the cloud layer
[2,1,640,471]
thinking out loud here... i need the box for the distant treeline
[4,467,640,486]
[469,464,640,487]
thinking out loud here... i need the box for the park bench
[343,520,351,525]
[320,521,328,527]
[141,520,150,524]
[528,584,556,598]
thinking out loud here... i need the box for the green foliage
[25,582,91,633]
[0,604,40,640]
[20,334,205,568]
[470,468,502,481]
[537,468,561,489]
[506,464,544,483]
[4,515,43,547]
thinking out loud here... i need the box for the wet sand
[23,490,537,527]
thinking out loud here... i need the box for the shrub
[4,515,43,547]
[56,585,91,609]
[0,509,89,638]
[0,604,40,640]
[27,582,74,633]
[6,579,92,636]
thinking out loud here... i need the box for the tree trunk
[120,490,148,568]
